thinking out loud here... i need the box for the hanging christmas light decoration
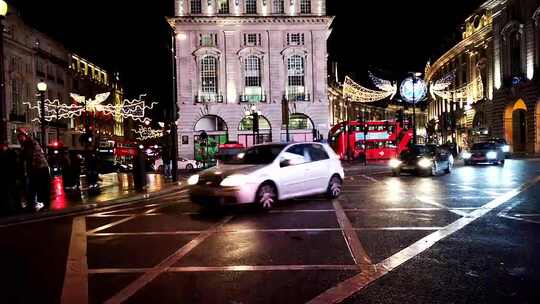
[368,71,397,97]
[343,76,397,103]
[430,70,455,92]
[24,99,85,122]
[133,125,164,141]
[430,74,484,103]
[100,98,158,123]
[25,92,157,123]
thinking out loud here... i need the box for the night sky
[8,0,485,119]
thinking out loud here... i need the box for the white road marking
[513,213,540,217]
[89,265,362,274]
[87,226,443,237]
[308,176,540,304]
[499,214,540,224]
[359,175,381,183]
[104,216,233,304]
[87,207,159,234]
[61,217,88,304]
[415,196,469,217]
[333,201,372,268]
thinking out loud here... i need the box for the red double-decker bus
[329,120,413,161]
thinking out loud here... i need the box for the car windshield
[412,145,436,155]
[473,143,497,150]
[222,144,286,165]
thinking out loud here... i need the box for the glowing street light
[0,0,8,144]
[37,80,48,150]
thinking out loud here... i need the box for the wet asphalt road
[1,159,540,304]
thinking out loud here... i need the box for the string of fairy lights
[343,76,397,103]
[343,69,484,106]
[132,125,164,141]
[24,92,157,123]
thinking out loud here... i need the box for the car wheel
[256,183,277,210]
[186,164,194,170]
[327,175,343,199]
[430,163,437,176]
[499,159,505,166]
[445,162,452,174]
[392,169,400,176]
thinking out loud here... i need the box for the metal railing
[195,94,224,103]
[239,94,267,103]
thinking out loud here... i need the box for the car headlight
[418,158,432,168]
[486,151,497,159]
[502,145,510,153]
[187,174,199,185]
[462,152,472,159]
[220,174,247,187]
[389,159,402,168]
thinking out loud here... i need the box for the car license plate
[403,166,415,170]
[472,157,485,161]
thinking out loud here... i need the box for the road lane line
[415,196,469,217]
[332,200,372,268]
[87,207,159,234]
[359,175,381,183]
[308,175,540,304]
[89,265,362,274]
[87,226,443,237]
[499,214,540,224]
[61,217,88,304]
[104,216,233,304]
[513,213,540,217]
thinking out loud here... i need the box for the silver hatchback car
[188,142,345,209]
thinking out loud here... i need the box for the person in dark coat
[133,148,147,191]
[17,129,51,212]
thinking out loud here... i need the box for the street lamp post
[37,81,47,151]
[410,72,422,145]
[170,28,179,182]
[0,1,7,144]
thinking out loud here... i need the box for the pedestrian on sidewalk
[162,146,172,179]
[133,147,147,191]
[17,129,51,212]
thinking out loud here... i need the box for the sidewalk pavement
[0,172,184,226]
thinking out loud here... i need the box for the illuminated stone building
[168,0,333,160]
[1,5,121,148]
[426,0,540,153]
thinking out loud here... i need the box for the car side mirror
[280,159,291,168]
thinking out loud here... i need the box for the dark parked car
[462,142,505,166]
[389,145,454,176]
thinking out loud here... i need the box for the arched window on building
[509,30,522,77]
[300,0,311,14]
[533,8,540,70]
[243,56,263,102]
[199,56,220,102]
[287,55,306,101]
[217,0,229,14]
[273,0,284,14]
[245,0,257,14]
[190,0,202,14]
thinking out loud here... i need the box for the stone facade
[169,0,332,160]
[1,6,118,148]
[426,0,540,154]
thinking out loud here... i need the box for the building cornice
[480,0,507,10]
[426,25,493,82]
[167,16,334,28]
